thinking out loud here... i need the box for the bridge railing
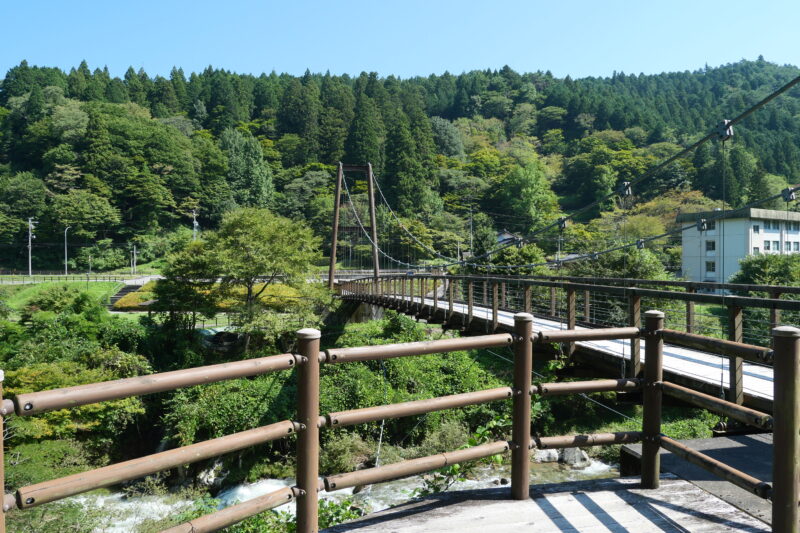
[7,307,793,531]
[340,273,800,411]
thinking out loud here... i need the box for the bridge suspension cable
[338,73,800,273]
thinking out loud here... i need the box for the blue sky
[3,0,798,79]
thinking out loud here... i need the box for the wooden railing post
[492,283,499,332]
[772,325,800,533]
[549,286,557,317]
[584,290,591,322]
[467,281,474,328]
[727,305,744,405]
[511,313,534,500]
[770,290,782,331]
[482,280,488,305]
[628,292,641,377]
[500,282,506,309]
[296,328,321,533]
[685,287,695,334]
[448,278,454,322]
[432,278,439,315]
[641,310,664,489]
[566,285,576,355]
[523,285,532,314]
[401,277,407,311]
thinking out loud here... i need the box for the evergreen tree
[345,92,384,171]
[219,128,273,207]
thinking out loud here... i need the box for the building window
[774,240,781,251]
[793,221,800,231]
[706,240,716,251]
[765,241,771,251]
[787,241,792,252]
[795,242,799,252]
[753,224,760,233]
[753,247,760,254]
[705,261,716,273]
[707,220,716,231]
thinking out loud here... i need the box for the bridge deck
[324,475,768,532]
[376,294,774,405]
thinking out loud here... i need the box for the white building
[677,208,800,283]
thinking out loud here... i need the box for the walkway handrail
[2,312,798,533]
[339,273,794,407]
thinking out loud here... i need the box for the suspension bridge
[3,73,800,533]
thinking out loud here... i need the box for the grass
[1,281,122,315]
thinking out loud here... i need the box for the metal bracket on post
[697,218,708,232]
[781,187,797,203]
[618,181,632,197]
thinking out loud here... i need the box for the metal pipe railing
[12,352,297,415]
[326,387,513,428]
[162,486,299,533]
[324,441,510,492]
[660,329,773,365]
[12,420,297,509]
[5,307,798,533]
[325,334,513,363]
[659,436,772,499]
[660,382,772,430]
[535,431,642,449]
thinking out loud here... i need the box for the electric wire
[341,74,800,273]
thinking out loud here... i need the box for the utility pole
[64,226,71,276]
[27,218,36,277]
[133,245,137,275]
[366,163,380,284]
[327,162,344,290]
[192,210,199,241]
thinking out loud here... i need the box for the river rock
[534,449,559,463]
[197,459,229,488]
[559,447,591,468]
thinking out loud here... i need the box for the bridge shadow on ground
[323,475,768,533]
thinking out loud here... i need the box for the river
[71,457,616,532]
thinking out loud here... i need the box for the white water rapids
[69,458,615,532]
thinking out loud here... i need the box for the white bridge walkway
[384,294,774,404]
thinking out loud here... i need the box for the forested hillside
[1,58,799,271]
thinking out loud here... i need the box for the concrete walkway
[324,475,769,532]
[623,434,774,525]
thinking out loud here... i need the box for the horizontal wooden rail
[324,441,509,491]
[660,329,773,365]
[12,420,297,509]
[527,274,800,296]
[325,334,513,363]
[352,274,800,311]
[13,353,298,415]
[162,486,299,533]
[535,431,642,449]
[537,327,640,343]
[536,379,642,396]
[661,382,772,430]
[325,387,513,427]
[659,435,772,499]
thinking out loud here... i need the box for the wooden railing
[1,312,798,532]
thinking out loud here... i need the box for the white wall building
[677,208,800,283]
